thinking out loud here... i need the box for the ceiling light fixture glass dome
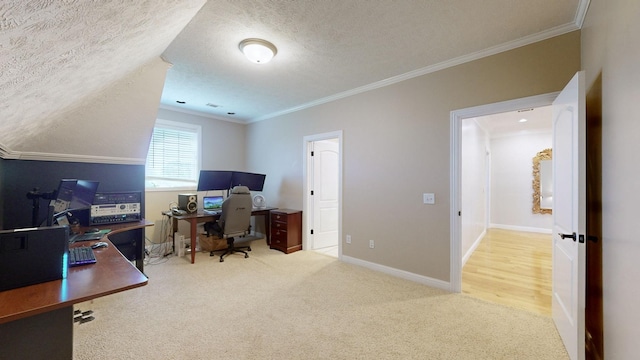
[239,38,277,64]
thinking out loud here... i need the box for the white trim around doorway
[449,92,559,292]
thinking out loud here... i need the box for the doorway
[458,103,554,315]
[303,131,343,258]
[453,74,602,359]
[450,92,559,293]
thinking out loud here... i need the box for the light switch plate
[423,193,435,204]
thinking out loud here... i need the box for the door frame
[302,130,343,255]
[449,92,559,292]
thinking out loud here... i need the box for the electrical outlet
[369,240,374,249]
[346,235,351,244]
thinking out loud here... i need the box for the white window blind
[145,119,201,189]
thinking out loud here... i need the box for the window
[145,119,201,190]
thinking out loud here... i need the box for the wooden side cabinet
[270,209,302,254]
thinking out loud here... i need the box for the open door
[552,71,586,360]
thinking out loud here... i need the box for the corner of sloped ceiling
[4,57,172,164]
[0,0,207,163]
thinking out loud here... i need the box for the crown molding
[0,145,145,165]
[158,104,248,124]
[575,0,591,28]
[250,21,581,123]
[0,142,16,159]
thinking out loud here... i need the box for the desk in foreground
[0,221,151,360]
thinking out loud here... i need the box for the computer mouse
[91,241,108,249]
[85,228,100,233]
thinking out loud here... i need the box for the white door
[311,139,339,249]
[552,71,586,360]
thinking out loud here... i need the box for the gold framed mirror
[532,148,552,214]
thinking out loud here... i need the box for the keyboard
[68,247,97,267]
[69,232,103,243]
[204,209,221,215]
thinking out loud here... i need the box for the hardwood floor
[462,228,552,316]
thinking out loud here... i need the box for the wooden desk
[85,220,151,273]
[0,221,151,359]
[171,207,276,264]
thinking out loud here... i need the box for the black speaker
[178,194,197,214]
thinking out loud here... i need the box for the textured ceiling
[476,106,552,138]
[0,0,206,150]
[160,0,585,122]
[0,0,586,154]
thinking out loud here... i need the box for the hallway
[462,229,552,316]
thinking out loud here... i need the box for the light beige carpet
[73,240,568,359]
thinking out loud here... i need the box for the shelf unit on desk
[270,209,302,254]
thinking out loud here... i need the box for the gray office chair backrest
[219,186,253,238]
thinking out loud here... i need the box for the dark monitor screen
[69,180,99,209]
[51,179,77,213]
[197,170,233,191]
[231,172,266,191]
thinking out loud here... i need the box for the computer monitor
[203,195,224,211]
[197,170,233,191]
[230,172,266,191]
[50,179,77,213]
[69,180,99,209]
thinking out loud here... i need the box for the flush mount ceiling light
[239,38,277,64]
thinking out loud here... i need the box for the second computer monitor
[230,172,266,191]
[51,179,77,213]
[69,180,99,209]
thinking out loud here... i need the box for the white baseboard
[489,223,552,234]
[462,229,486,267]
[341,255,451,292]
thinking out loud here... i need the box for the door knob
[559,232,576,241]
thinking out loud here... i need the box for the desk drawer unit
[270,209,302,254]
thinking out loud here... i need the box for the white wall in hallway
[490,132,552,232]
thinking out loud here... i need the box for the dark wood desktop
[0,220,152,359]
[171,207,276,264]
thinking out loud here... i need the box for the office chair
[206,186,253,262]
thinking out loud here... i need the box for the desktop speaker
[178,194,197,214]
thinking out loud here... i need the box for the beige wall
[582,0,640,357]
[246,32,581,282]
[145,109,247,244]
